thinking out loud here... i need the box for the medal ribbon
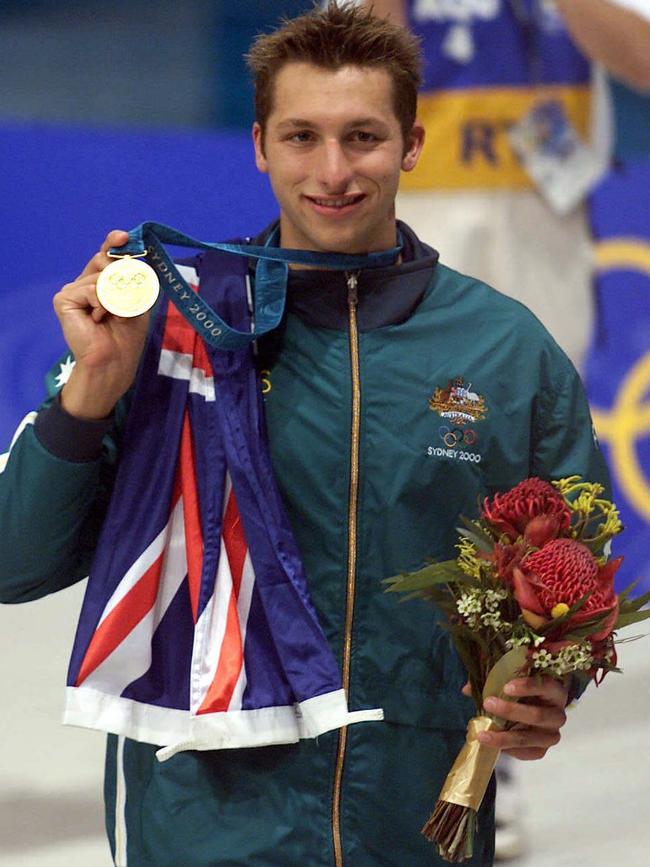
[110,221,402,350]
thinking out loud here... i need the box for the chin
[310,228,369,255]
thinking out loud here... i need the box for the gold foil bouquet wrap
[423,717,500,861]
[385,476,650,862]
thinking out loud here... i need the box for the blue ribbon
[110,221,402,351]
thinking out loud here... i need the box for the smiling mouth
[305,193,366,211]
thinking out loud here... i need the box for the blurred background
[0,1,648,865]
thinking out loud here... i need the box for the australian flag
[64,249,382,760]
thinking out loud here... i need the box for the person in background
[361,0,650,860]
[362,0,650,373]
[555,0,650,164]
[553,0,650,93]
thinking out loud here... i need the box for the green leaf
[617,578,641,605]
[614,633,646,644]
[562,618,610,640]
[397,587,455,609]
[383,561,474,594]
[483,646,529,716]
[620,589,650,612]
[614,609,650,630]
[458,516,495,554]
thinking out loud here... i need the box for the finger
[503,676,569,708]
[91,305,108,323]
[461,682,471,697]
[77,230,129,279]
[54,279,102,314]
[483,695,566,731]
[77,250,112,280]
[501,747,548,761]
[54,278,116,325]
[478,726,561,753]
[100,229,129,255]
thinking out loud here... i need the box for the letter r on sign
[461,121,498,165]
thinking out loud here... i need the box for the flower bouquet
[384,476,650,863]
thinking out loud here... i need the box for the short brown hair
[246,1,422,145]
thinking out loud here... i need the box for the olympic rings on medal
[438,425,478,447]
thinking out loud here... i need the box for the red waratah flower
[482,478,571,544]
[490,541,526,584]
[512,538,622,641]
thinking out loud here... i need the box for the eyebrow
[275,119,316,130]
[275,117,390,132]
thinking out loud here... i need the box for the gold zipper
[332,272,362,867]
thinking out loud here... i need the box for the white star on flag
[55,356,76,389]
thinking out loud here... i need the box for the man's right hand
[54,230,153,420]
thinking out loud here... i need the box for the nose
[315,139,354,193]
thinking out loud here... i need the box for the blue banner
[0,123,277,447]
[585,160,650,592]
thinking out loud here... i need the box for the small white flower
[480,612,502,629]
[532,649,553,669]
[457,593,482,616]
[534,643,594,677]
[506,635,527,649]
[484,588,507,612]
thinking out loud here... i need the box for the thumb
[100,229,130,255]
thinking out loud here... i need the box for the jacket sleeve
[530,347,612,702]
[531,349,611,494]
[0,357,127,604]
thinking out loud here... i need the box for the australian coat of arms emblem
[428,376,488,425]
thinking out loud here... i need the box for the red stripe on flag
[161,268,199,355]
[197,490,247,714]
[223,490,247,595]
[180,411,203,623]
[162,301,196,355]
[75,555,164,686]
[160,277,214,382]
[193,335,213,380]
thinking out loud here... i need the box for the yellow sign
[590,239,650,522]
[592,352,650,523]
[402,84,590,190]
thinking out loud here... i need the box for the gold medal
[96,256,160,318]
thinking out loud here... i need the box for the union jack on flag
[64,250,382,760]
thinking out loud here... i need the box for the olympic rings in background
[439,425,477,448]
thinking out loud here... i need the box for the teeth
[312,196,360,208]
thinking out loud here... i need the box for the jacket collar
[251,220,439,333]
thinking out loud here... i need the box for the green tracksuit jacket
[0,223,609,867]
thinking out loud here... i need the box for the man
[0,4,607,866]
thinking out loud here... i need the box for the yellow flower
[456,537,482,579]
[572,489,598,514]
[598,506,624,538]
[551,602,570,619]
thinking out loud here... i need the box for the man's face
[253,62,424,254]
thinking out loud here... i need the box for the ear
[401,121,425,173]
[252,122,268,174]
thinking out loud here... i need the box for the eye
[349,130,380,146]
[287,130,314,144]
